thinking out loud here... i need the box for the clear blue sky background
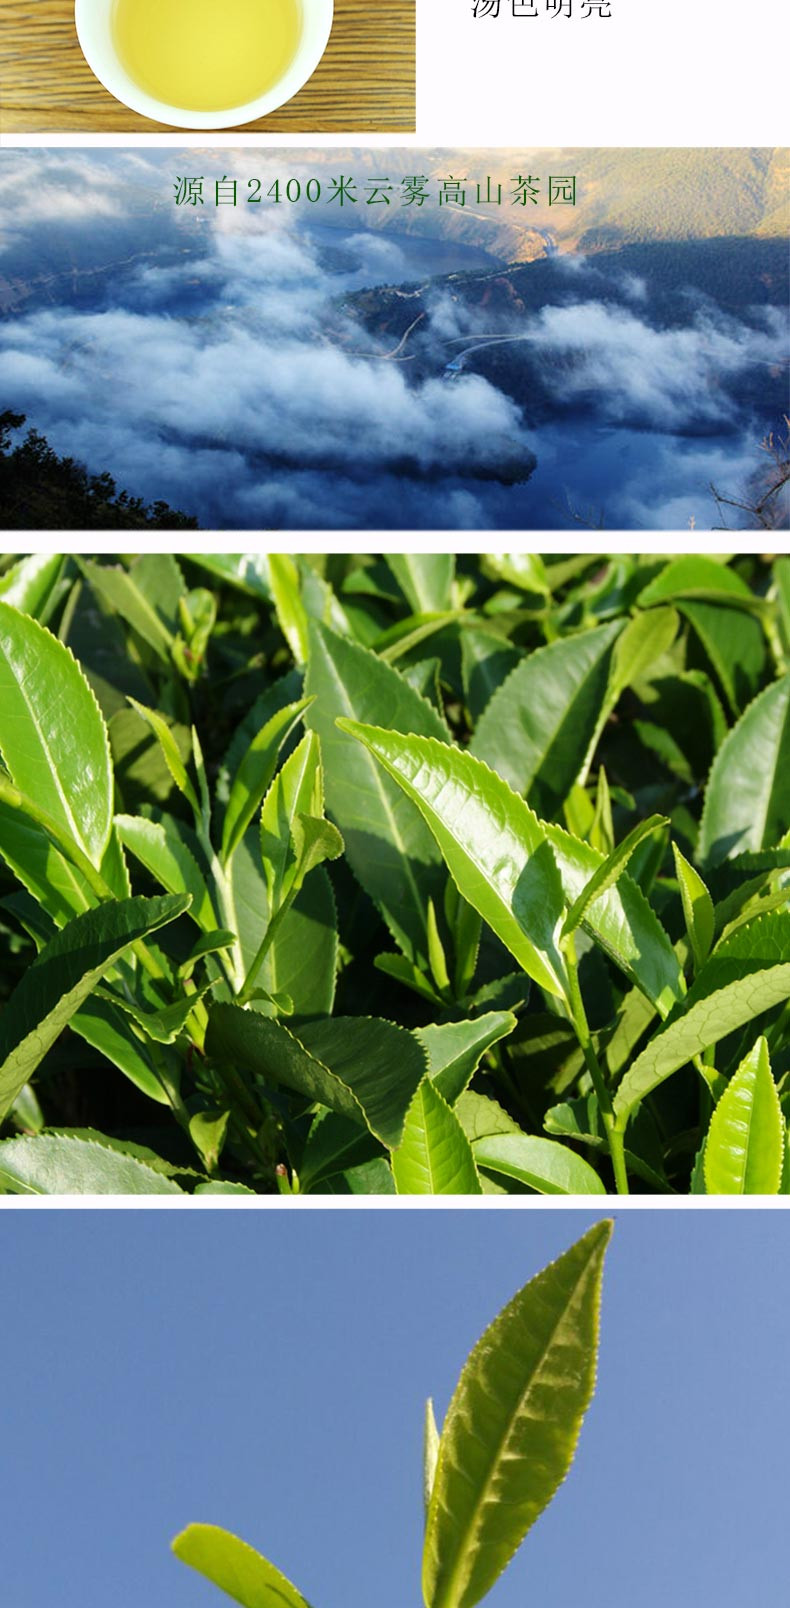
[1,1207,786,1608]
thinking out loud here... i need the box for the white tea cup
[74,0,334,130]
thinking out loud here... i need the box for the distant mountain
[0,150,785,323]
[547,147,788,249]
[345,237,789,431]
[276,146,790,263]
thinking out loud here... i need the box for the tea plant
[0,552,788,1194]
[172,1220,612,1608]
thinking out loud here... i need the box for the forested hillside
[0,412,198,529]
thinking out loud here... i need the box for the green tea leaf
[288,815,344,891]
[174,588,217,680]
[392,1079,482,1194]
[460,628,521,723]
[300,566,352,641]
[615,911,790,1120]
[672,844,715,969]
[448,887,484,1000]
[608,606,680,697]
[83,559,175,659]
[97,983,209,1046]
[473,1134,606,1194]
[132,553,186,638]
[298,1016,427,1149]
[375,612,459,665]
[210,1014,350,1141]
[416,1012,518,1105]
[422,1220,612,1608]
[562,815,668,938]
[305,623,449,965]
[0,894,188,1121]
[110,703,183,808]
[339,724,568,1000]
[7,1080,44,1134]
[185,554,272,600]
[704,1037,784,1194]
[781,1129,790,1196]
[229,836,337,1018]
[638,560,767,710]
[189,1109,230,1174]
[178,930,237,980]
[221,697,312,864]
[0,601,113,868]
[315,1156,396,1196]
[387,554,455,615]
[426,897,451,993]
[116,812,217,931]
[100,825,132,900]
[70,995,171,1105]
[776,557,790,656]
[172,1524,314,1608]
[299,1111,382,1193]
[0,553,65,618]
[545,822,684,1015]
[483,553,550,594]
[455,1090,523,1144]
[194,1181,257,1196]
[471,622,622,817]
[680,601,765,715]
[638,555,757,608]
[0,792,95,926]
[401,655,444,711]
[206,1008,425,1150]
[127,698,201,818]
[0,1133,184,1195]
[269,555,311,665]
[260,732,323,911]
[259,873,338,1017]
[698,676,790,866]
[217,672,304,810]
[589,766,614,855]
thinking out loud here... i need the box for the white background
[417,0,788,148]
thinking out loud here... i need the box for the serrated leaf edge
[0,601,114,867]
[423,1219,612,1608]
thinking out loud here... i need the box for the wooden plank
[0,0,415,132]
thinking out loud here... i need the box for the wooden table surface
[0,0,415,132]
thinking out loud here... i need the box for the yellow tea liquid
[112,0,302,112]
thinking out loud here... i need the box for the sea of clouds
[0,150,785,530]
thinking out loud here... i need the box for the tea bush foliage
[0,551,788,1195]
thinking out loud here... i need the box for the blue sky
[0,1207,786,1608]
